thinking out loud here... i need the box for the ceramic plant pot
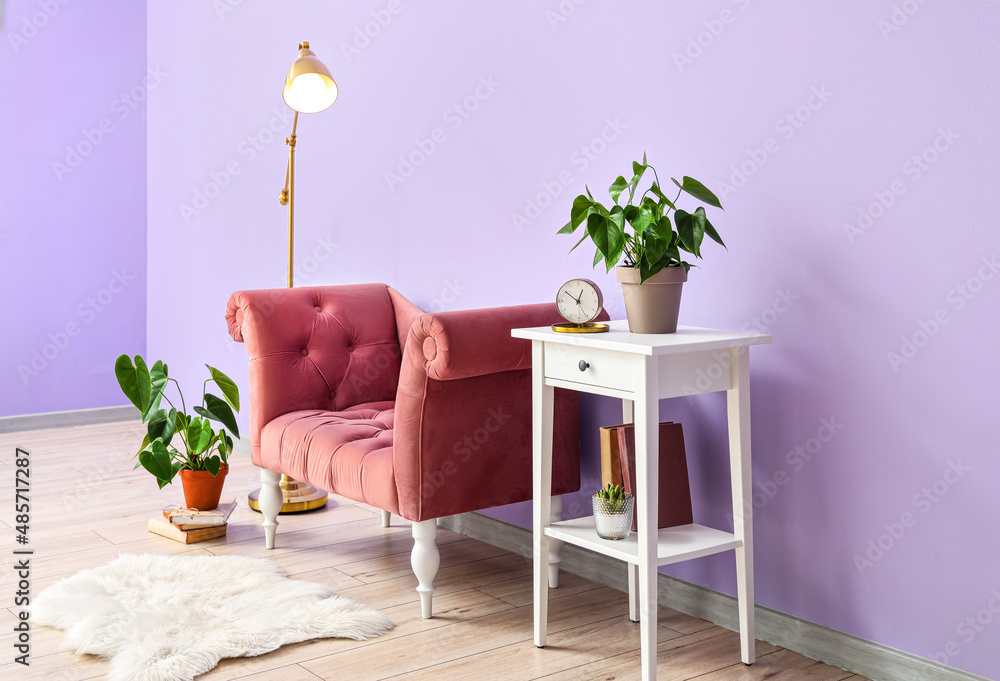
[179,463,229,510]
[592,492,635,540]
[617,265,688,334]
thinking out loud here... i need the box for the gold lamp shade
[282,41,338,114]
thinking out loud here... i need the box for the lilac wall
[147,1,1000,676]
[0,0,146,416]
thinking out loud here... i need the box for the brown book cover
[162,499,237,527]
[147,516,227,543]
[599,423,629,488]
[616,422,694,531]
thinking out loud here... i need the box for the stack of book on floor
[599,422,693,531]
[147,499,237,543]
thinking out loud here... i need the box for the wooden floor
[0,421,866,681]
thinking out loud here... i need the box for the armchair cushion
[260,402,399,514]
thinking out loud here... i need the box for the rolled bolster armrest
[226,294,246,342]
[406,303,610,381]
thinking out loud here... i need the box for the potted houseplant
[114,354,240,510]
[592,484,635,540]
[558,154,726,333]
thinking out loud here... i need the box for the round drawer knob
[578,360,590,372]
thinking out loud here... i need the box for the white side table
[512,321,771,681]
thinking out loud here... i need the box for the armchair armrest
[394,301,597,520]
[406,303,609,380]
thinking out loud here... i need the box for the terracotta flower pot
[179,464,229,511]
[617,265,688,334]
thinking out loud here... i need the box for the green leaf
[704,216,726,248]
[140,440,175,484]
[147,408,177,448]
[218,429,232,464]
[639,260,655,283]
[631,206,654,235]
[186,416,212,455]
[586,213,611,261]
[593,246,605,267]
[559,195,594,234]
[207,365,240,412]
[144,360,168,421]
[644,235,667,268]
[204,455,221,476]
[609,175,629,205]
[196,394,240,439]
[134,432,151,460]
[114,355,151,414]
[649,182,675,210]
[675,207,708,258]
[605,207,626,272]
[651,215,673,242]
[568,230,590,254]
[672,176,723,209]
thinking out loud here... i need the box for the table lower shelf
[543,518,741,566]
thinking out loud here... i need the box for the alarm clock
[552,278,610,333]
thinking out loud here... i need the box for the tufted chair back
[226,283,420,464]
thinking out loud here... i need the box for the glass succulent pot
[592,491,635,540]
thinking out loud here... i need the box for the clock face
[556,279,604,324]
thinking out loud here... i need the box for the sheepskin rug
[31,553,392,681]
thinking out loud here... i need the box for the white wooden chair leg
[381,509,391,528]
[628,563,641,622]
[548,495,563,588]
[411,519,439,618]
[258,468,283,550]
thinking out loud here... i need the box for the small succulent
[595,483,629,512]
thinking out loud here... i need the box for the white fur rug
[31,553,392,681]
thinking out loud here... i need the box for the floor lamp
[248,41,339,514]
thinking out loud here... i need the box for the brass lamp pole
[248,41,339,514]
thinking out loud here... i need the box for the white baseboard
[0,405,138,433]
[437,512,991,681]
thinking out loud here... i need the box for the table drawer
[544,343,637,392]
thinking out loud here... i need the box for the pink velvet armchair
[225,283,586,617]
